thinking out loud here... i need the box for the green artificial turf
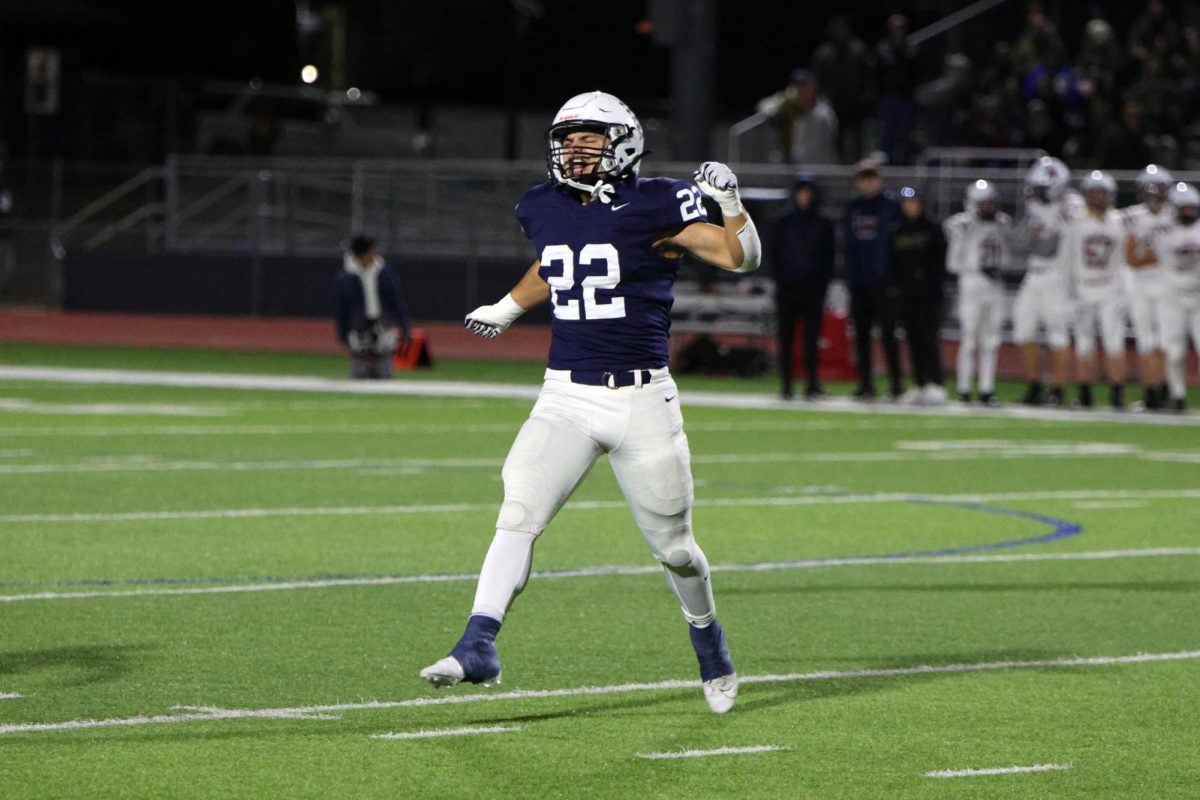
[1,344,1199,798]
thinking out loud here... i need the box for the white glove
[694,161,743,217]
[464,293,526,339]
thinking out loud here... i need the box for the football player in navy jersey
[419,91,761,713]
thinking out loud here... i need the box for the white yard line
[5,487,1199,525]
[2,365,1197,425]
[0,397,229,417]
[2,547,1197,604]
[1071,500,1148,510]
[370,725,522,741]
[925,763,1072,778]
[1,650,1195,736]
[6,446,1200,475]
[637,745,784,760]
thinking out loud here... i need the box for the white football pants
[957,280,1005,394]
[471,367,717,627]
[1160,293,1200,399]
[1073,295,1126,358]
[1013,274,1070,349]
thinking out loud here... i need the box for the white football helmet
[1081,170,1116,207]
[546,91,645,197]
[1025,156,1070,202]
[1138,164,1174,203]
[965,179,999,217]
[1170,181,1200,224]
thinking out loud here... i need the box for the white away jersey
[1158,222,1200,296]
[1025,191,1084,277]
[944,211,1012,285]
[1065,209,1125,300]
[1121,202,1173,288]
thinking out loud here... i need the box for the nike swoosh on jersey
[611,203,631,211]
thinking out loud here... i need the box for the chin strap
[589,181,615,205]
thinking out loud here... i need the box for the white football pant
[1160,294,1200,400]
[957,281,1005,394]
[471,367,717,627]
[1073,296,1125,358]
[1013,275,1070,349]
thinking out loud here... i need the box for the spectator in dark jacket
[769,174,836,399]
[844,160,902,399]
[335,234,411,379]
[890,186,948,405]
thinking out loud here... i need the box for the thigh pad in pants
[497,414,601,535]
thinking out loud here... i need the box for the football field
[1,346,1199,798]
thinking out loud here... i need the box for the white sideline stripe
[1,650,1196,736]
[2,548,1198,604]
[370,725,522,741]
[0,693,22,699]
[637,745,784,760]
[5,487,1200,524]
[925,763,1072,778]
[2,365,1198,426]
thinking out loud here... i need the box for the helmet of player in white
[546,91,646,200]
[1170,181,1200,225]
[1081,170,1117,208]
[965,178,999,218]
[1025,155,1070,202]
[1138,164,1174,204]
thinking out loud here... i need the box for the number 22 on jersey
[542,243,626,321]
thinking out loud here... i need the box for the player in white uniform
[419,92,762,713]
[1151,183,1200,412]
[944,179,1011,405]
[1064,171,1128,408]
[1122,164,1174,410]
[1012,156,1083,407]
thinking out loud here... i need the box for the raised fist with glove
[693,161,744,218]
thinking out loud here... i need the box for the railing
[47,154,1200,265]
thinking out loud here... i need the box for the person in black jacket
[844,160,902,399]
[769,174,836,399]
[890,186,948,405]
[335,234,411,379]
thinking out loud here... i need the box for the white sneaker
[921,384,947,405]
[702,673,738,714]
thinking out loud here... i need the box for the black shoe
[1047,386,1065,407]
[1077,384,1094,408]
[1110,383,1125,410]
[979,392,1001,407]
[1020,382,1044,405]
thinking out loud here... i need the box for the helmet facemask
[547,121,644,198]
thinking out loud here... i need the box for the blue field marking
[0,497,1081,591]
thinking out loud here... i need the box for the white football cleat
[419,656,501,688]
[702,673,738,714]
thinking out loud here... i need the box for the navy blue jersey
[516,177,709,371]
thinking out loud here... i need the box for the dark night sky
[0,0,1155,160]
[0,0,1076,111]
